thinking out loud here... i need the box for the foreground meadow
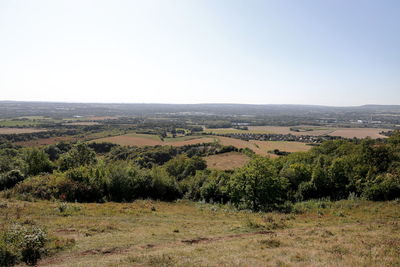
[1,198,399,267]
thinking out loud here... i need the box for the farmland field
[215,136,311,156]
[63,122,100,126]
[0,198,398,267]
[204,152,250,170]
[15,137,79,147]
[250,140,311,153]
[206,126,389,139]
[0,127,47,134]
[92,134,216,147]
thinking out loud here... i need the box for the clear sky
[0,0,399,106]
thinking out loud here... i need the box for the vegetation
[0,198,398,266]
[0,133,399,211]
[0,103,399,265]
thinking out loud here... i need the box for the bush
[1,223,48,266]
[0,170,25,190]
[362,173,400,201]
[229,158,289,211]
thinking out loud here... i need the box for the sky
[0,0,399,106]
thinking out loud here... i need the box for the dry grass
[207,126,389,139]
[15,137,79,147]
[204,152,250,170]
[62,122,100,126]
[250,140,311,153]
[215,136,310,157]
[328,128,388,139]
[0,198,398,267]
[92,134,216,147]
[0,128,47,134]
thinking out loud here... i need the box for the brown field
[248,126,335,136]
[0,198,398,267]
[204,152,250,170]
[63,122,100,126]
[216,136,262,154]
[15,137,80,147]
[93,134,216,147]
[209,126,389,139]
[83,116,119,121]
[328,128,388,139]
[0,127,47,134]
[215,136,310,157]
[250,140,311,153]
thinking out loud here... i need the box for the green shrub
[0,170,25,190]
[1,223,48,266]
[362,173,400,200]
[229,157,288,211]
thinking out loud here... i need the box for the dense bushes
[2,133,400,211]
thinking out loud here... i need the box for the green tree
[23,148,53,176]
[229,157,288,211]
[59,143,97,171]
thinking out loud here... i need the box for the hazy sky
[0,0,399,106]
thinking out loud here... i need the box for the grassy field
[206,126,389,139]
[204,152,250,170]
[0,198,398,266]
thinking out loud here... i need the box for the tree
[23,148,53,176]
[59,143,97,171]
[229,157,288,211]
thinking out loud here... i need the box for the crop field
[0,198,398,267]
[215,136,311,156]
[92,134,216,147]
[250,140,311,153]
[0,127,47,134]
[14,137,80,147]
[62,122,100,126]
[327,128,388,139]
[207,126,389,139]
[204,152,250,170]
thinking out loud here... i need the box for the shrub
[0,170,25,190]
[1,223,48,266]
[229,158,288,211]
[362,173,400,200]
